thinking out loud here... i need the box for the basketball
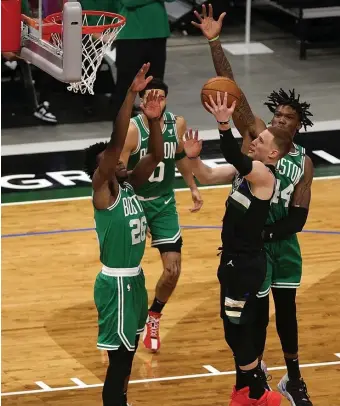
[201,77,241,113]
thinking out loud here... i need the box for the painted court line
[1,226,340,239]
[1,175,340,207]
[203,365,221,374]
[70,378,87,388]
[2,360,340,397]
[35,381,52,391]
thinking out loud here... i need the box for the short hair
[139,78,168,98]
[267,126,293,158]
[264,88,313,131]
[84,141,108,179]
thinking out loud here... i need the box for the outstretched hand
[130,63,153,93]
[204,92,236,123]
[191,4,226,40]
[141,90,162,120]
[184,129,202,159]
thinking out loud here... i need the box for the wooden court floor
[2,178,340,405]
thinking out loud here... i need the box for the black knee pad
[156,237,183,254]
[223,317,258,366]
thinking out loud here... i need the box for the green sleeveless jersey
[127,112,180,198]
[267,143,306,225]
[94,182,147,268]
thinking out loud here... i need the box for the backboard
[20,0,82,83]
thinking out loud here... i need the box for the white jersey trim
[130,117,142,156]
[107,185,122,211]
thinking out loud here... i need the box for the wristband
[208,35,220,42]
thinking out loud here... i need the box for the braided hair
[264,88,313,130]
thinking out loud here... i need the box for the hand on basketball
[130,63,153,93]
[184,129,202,159]
[141,90,162,120]
[205,92,236,123]
[191,4,226,40]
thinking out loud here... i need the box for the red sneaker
[142,311,162,352]
[229,386,282,406]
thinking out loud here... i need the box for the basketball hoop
[22,10,125,94]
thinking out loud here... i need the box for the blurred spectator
[81,0,174,121]
[113,0,174,120]
[1,0,57,124]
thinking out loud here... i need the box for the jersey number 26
[130,216,147,245]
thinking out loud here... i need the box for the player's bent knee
[160,250,182,281]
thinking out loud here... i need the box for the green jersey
[94,182,147,268]
[127,112,183,198]
[267,143,306,224]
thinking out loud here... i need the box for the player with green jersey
[258,144,306,297]
[84,63,164,406]
[194,6,314,405]
[120,78,203,352]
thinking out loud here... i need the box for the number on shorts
[271,179,295,207]
[130,216,147,245]
[149,162,165,183]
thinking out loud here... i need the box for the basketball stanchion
[222,0,273,55]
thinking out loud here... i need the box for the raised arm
[128,91,164,190]
[120,123,139,167]
[191,4,266,142]
[183,129,236,185]
[263,156,313,242]
[92,63,153,209]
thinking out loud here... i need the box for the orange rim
[22,11,125,35]
[45,11,125,34]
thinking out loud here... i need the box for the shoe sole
[277,380,297,406]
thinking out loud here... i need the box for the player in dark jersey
[184,91,292,406]
[193,5,314,405]
[83,63,164,406]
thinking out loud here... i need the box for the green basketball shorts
[138,192,182,248]
[94,268,148,351]
[257,234,302,298]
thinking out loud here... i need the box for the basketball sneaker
[229,386,282,406]
[142,311,162,352]
[34,101,57,124]
[259,361,272,391]
[277,374,313,405]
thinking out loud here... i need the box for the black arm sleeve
[219,129,253,176]
[262,206,309,242]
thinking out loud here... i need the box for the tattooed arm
[291,155,314,209]
[192,4,266,151]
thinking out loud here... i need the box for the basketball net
[48,12,125,94]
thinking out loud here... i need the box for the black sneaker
[278,374,313,405]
